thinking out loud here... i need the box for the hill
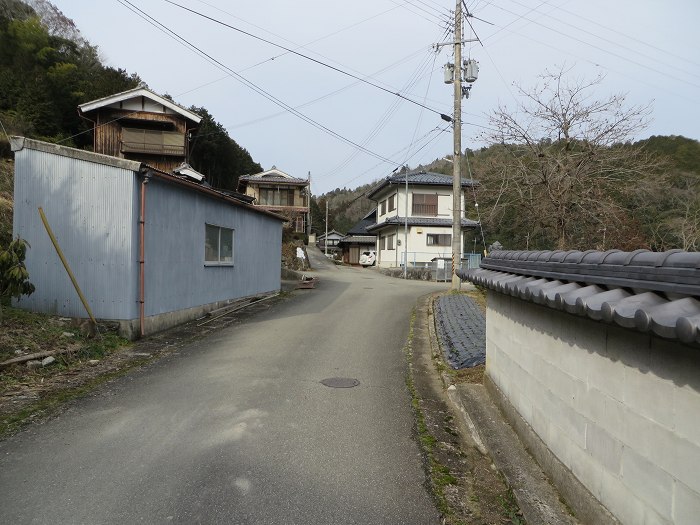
[0,0,261,191]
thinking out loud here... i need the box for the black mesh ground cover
[434,295,486,369]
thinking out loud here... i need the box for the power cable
[321,49,438,179]
[162,0,452,122]
[226,47,430,132]
[545,1,700,69]
[487,2,700,90]
[504,0,700,82]
[386,0,451,27]
[339,125,451,190]
[118,0,398,165]
[464,150,488,253]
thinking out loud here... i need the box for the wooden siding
[92,109,195,173]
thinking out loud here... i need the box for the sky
[49,0,700,195]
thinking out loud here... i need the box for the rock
[14,350,23,355]
[448,384,457,392]
[41,356,56,367]
[26,360,42,369]
[61,332,75,337]
[87,360,100,366]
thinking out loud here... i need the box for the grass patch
[498,489,526,525]
[0,158,13,247]
[0,305,132,437]
[404,308,460,520]
[0,359,144,438]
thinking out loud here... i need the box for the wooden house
[78,86,201,173]
[238,167,310,233]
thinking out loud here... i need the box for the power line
[320,50,438,179]
[546,1,700,70]
[118,0,400,166]
[162,0,452,122]
[226,47,430,131]
[386,0,451,27]
[504,0,700,82]
[487,2,700,90]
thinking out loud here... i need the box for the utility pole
[451,0,463,291]
[307,171,312,235]
[444,1,479,290]
[324,199,329,257]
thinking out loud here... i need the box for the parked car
[359,250,376,266]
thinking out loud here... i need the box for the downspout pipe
[139,170,151,338]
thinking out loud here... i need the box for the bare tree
[650,175,700,251]
[478,66,658,250]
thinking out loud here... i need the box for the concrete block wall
[487,292,700,525]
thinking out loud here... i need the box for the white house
[366,171,479,268]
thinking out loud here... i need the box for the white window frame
[205,223,234,266]
[427,233,451,246]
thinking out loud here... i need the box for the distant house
[338,209,377,265]
[78,85,201,173]
[366,171,479,268]
[316,230,345,255]
[11,137,285,339]
[238,167,310,233]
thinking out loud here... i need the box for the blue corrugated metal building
[11,137,284,338]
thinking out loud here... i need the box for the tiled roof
[78,86,202,123]
[338,235,376,245]
[347,209,377,235]
[366,170,477,199]
[366,216,479,232]
[458,249,700,346]
[238,175,308,185]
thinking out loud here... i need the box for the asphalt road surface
[0,248,448,525]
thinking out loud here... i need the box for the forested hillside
[0,0,260,191]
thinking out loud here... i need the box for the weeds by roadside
[406,294,526,524]
[0,304,131,437]
[404,308,458,519]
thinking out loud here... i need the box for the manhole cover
[321,377,360,388]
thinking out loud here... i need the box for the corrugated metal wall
[12,147,139,319]
[143,180,282,316]
[12,141,283,323]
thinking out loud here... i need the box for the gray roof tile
[366,170,477,199]
[458,249,700,346]
[366,216,479,231]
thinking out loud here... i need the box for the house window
[427,233,451,246]
[387,234,395,250]
[205,224,234,265]
[412,193,438,216]
[121,127,185,156]
[380,236,386,250]
[388,194,396,212]
[259,187,294,206]
[380,199,386,216]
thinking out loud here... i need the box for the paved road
[0,248,445,524]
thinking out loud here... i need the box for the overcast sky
[50,0,700,194]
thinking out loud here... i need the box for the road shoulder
[408,292,522,524]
